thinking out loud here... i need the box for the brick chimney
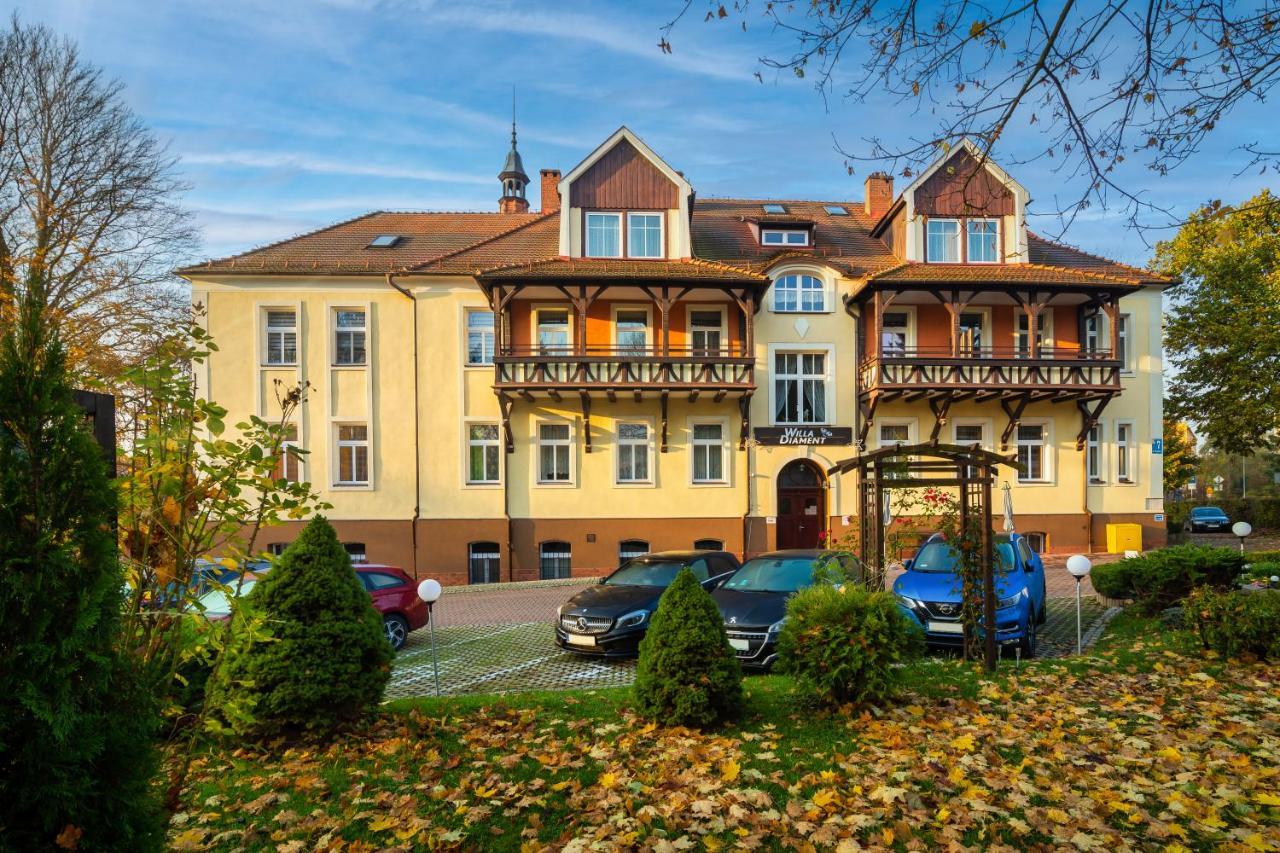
[540,169,561,214]
[864,172,894,219]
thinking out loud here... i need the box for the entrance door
[776,460,826,549]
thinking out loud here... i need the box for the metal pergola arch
[828,441,1022,671]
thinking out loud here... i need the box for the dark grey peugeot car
[555,550,740,657]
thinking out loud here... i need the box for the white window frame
[925,218,961,263]
[769,345,834,426]
[687,306,728,356]
[1117,313,1133,373]
[535,418,575,486]
[614,419,655,486]
[1116,420,1137,484]
[1087,423,1105,483]
[465,421,502,486]
[689,417,730,486]
[1015,310,1054,355]
[761,228,810,247]
[966,218,1000,263]
[585,211,622,258]
[771,273,828,313]
[626,211,664,259]
[532,305,574,354]
[951,418,992,450]
[1015,419,1053,485]
[262,307,299,366]
[610,304,652,353]
[331,306,368,367]
[879,306,917,355]
[465,308,495,367]
[276,422,302,484]
[333,422,371,488]
[1083,313,1102,353]
[877,418,917,450]
[955,307,991,355]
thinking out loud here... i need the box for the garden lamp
[1232,521,1252,555]
[1066,554,1092,656]
[417,579,443,696]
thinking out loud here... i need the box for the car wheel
[383,614,409,651]
[1020,617,1037,658]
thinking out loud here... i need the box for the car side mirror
[902,558,914,571]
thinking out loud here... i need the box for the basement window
[367,234,402,248]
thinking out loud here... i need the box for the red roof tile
[1027,233,1170,285]
[867,261,1144,287]
[477,257,767,283]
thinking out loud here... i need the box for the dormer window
[761,228,810,247]
[967,219,999,263]
[925,219,960,262]
[627,212,663,258]
[586,212,622,257]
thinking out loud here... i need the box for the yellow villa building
[181,127,1168,584]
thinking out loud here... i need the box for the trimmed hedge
[1090,544,1244,614]
[1187,587,1280,660]
[634,568,742,729]
[777,584,923,707]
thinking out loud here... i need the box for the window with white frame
[773,274,825,312]
[585,212,622,257]
[692,422,725,483]
[536,309,570,353]
[1117,314,1131,371]
[619,539,649,565]
[690,310,724,355]
[616,422,651,483]
[335,424,369,486]
[274,423,301,483]
[467,424,500,484]
[537,422,572,483]
[1016,423,1049,483]
[466,310,495,365]
[1016,312,1051,355]
[954,422,985,447]
[1087,425,1103,482]
[926,219,960,262]
[264,309,298,365]
[540,541,572,579]
[879,423,910,446]
[966,219,999,262]
[1084,313,1102,353]
[881,311,910,355]
[958,311,986,354]
[615,309,648,353]
[333,308,367,366]
[774,351,827,424]
[761,228,809,247]
[1116,421,1136,483]
[627,213,663,258]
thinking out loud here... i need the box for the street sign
[1152,438,1164,454]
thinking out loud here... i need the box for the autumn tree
[1156,190,1280,455]
[1163,418,1199,493]
[662,2,1280,229]
[0,16,194,381]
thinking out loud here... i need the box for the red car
[355,565,430,650]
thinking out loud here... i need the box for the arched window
[693,538,723,551]
[777,460,823,488]
[539,541,571,579]
[772,274,826,313]
[343,542,367,564]
[469,542,501,584]
[618,539,649,566]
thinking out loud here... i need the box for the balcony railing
[859,346,1121,398]
[494,345,755,392]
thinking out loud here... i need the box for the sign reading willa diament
[753,427,853,446]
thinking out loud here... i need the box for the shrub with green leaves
[1244,560,1280,582]
[776,584,924,707]
[634,568,742,729]
[209,517,392,739]
[1090,544,1243,613]
[1187,587,1280,660]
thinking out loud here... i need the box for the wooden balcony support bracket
[659,391,670,453]
[871,289,900,359]
[737,392,753,450]
[932,289,974,357]
[857,394,880,449]
[928,395,953,442]
[640,285,694,357]
[554,284,605,353]
[580,391,593,453]
[1099,292,1121,358]
[688,389,700,403]
[518,389,534,403]
[606,388,617,403]
[999,394,1031,451]
[713,389,727,403]
[498,392,515,453]
[548,388,561,403]
[730,287,757,355]
[1075,396,1113,451]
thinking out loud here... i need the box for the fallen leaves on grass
[170,648,1280,851]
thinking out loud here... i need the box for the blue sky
[16,0,1274,267]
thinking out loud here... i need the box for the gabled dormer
[556,127,693,259]
[871,139,1030,264]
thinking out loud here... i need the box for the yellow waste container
[1106,523,1143,554]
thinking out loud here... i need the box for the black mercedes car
[555,550,740,657]
[713,549,863,671]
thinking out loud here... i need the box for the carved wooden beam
[580,391,593,453]
[659,391,670,453]
[498,392,515,453]
[928,396,953,442]
[1075,395,1113,450]
[999,394,1031,451]
[737,392,753,450]
[857,394,880,449]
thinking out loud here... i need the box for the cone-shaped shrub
[211,517,391,738]
[633,568,742,728]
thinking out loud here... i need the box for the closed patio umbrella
[1002,481,1016,533]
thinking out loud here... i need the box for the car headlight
[896,594,922,611]
[616,609,648,629]
[767,617,787,636]
[997,591,1025,610]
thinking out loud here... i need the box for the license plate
[566,633,596,647]
[927,621,964,635]
[728,638,750,651]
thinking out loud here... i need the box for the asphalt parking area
[387,579,1117,700]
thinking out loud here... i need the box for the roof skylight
[367,234,402,248]
[824,205,849,216]
[761,203,787,214]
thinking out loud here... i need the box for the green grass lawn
[170,612,1280,851]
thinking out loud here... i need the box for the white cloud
[180,150,492,185]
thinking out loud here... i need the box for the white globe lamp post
[417,579,443,696]
[1232,521,1252,556]
[1066,554,1093,655]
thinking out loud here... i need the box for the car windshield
[722,557,818,593]
[911,541,1015,573]
[1190,507,1222,517]
[605,559,689,587]
[195,579,257,614]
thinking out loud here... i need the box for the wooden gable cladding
[914,150,1015,217]
[572,139,680,209]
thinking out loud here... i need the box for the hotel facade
[182,127,1168,585]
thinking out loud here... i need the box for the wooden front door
[776,460,826,549]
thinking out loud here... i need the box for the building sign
[754,426,853,446]
[1152,438,1164,454]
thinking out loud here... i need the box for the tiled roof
[1027,233,1170,285]
[868,261,1145,287]
[412,213,560,274]
[477,257,768,283]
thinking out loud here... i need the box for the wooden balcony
[858,346,1121,403]
[494,345,755,396]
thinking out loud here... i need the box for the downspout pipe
[386,272,421,577]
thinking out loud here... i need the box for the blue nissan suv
[894,533,1047,656]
